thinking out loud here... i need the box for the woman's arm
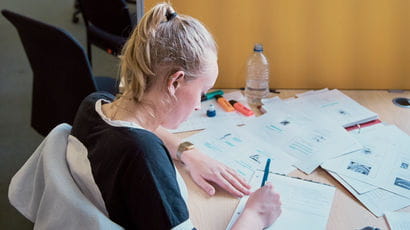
[153,126,251,197]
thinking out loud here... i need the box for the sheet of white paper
[329,171,410,217]
[261,96,282,106]
[385,211,410,230]
[261,96,284,114]
[227,172,335,230]
[286,89,378,128]
[338,174,378,194]
[323,126,379,194]
[322,125,410,198]
[170,91,254,133]
[244,103,362,174]
[283,96,296,102]
[185,124,296,182]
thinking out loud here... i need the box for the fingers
[214,173,246,198]
[192,174,215,196]
[221,171,251,196]
[260,183,281,205]
[226,168,251,190]
[242,183,282,228]
[186,156,252,197]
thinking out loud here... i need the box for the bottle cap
[206,104,216,117]
[214,94,223,100]
[228,100,237,106]
[201,90,224,101]
[254,44,263,52]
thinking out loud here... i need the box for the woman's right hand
[231,183,282,230]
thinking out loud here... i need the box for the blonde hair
[118,2,217,103]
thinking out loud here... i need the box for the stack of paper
[179,88,410,221]
[226,172,336,230]
[244,99,362,174]
[264,89,379,128]
[322,124,410,217]
[295,88,329,98]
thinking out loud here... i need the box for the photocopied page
[325,124,382,194]
[329,172,410,217]
[261,96,282,112]
[385,211,410,230]
[295,88,329,98]
[286,89,378,128]
[322,125,410,199]
[244,105,362,174]
[337,173,378,194]
[185,124,296,182]
[227,171,336,230]
[171,91,254,133]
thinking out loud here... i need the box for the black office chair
[72,0,136,24]
[78,0,136,63]
[2,10,118,136]
[72,0,81,23]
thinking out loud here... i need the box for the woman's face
[163,52,218,129]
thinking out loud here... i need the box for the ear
[167,71,185,95]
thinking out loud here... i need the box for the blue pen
[261,158,271,187]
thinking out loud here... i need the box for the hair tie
[166,12,177,21]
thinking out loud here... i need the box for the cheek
[173,90,199,118]
[181,95,199,116]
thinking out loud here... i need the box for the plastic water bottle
[245,44,270,105]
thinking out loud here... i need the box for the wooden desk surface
[176,89,410,230]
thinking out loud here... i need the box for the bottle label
[245,87,268,92]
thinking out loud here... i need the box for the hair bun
[166,12,177,21]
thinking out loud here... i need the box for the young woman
[71,3,281,229]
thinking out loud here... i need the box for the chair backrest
[2,10,98,136]
[8,123,123,229]
[78,0,133,37]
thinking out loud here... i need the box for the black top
[71,92,191,229]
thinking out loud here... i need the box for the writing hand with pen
[180,146,282,229]
[230,158,282,230]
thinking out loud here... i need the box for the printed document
[385,211,410,230]
[227,171,335,230]
[244,103,362,174]
[295,88,329,98]
[285,89,378,128]
[185,124,296,182]
[322,125,410,198]
[329,172,410,217]
[337,173,378,194]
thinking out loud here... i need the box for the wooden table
[175,89,410,230]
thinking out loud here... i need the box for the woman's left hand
[181,148,251,198]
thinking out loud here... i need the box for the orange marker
[229,100,254,116]
[214,95,235,112]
